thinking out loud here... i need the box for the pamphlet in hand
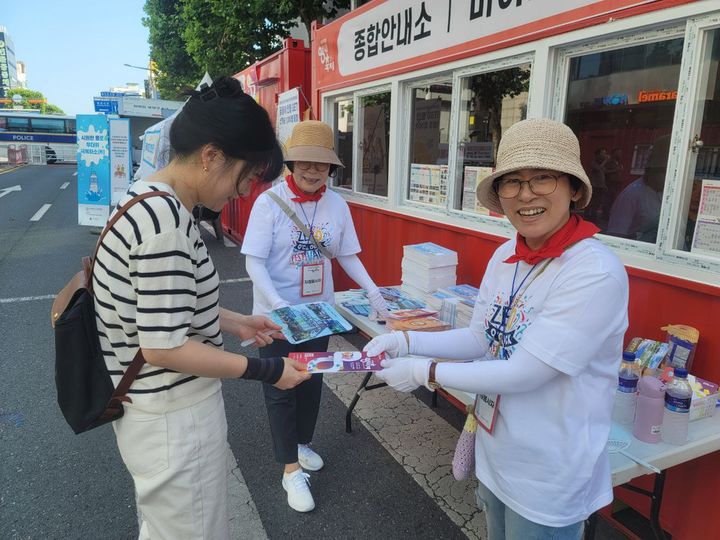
[290,351,385,373]
[270,302,353,344]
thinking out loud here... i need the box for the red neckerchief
[286,174,326,203]
[504,214,600,265]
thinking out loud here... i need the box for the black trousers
[260,336,330,464]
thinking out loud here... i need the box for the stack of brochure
[401,242,458,294]
[429,284,480,328]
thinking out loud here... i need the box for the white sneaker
[298,444,324,471]
[282,470,315,512]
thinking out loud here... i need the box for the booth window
[359,91,391,196]
[564,37,684,244]
[454,64,531,214]
[677,28,720,256]
[407,82,453,206]
[333,98,353,190]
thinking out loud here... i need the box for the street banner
[276,88,301,145]
[109,118,132,205]
[76,114,111,226]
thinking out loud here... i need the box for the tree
[469,67,530,158]
[143,0,203,99]
[1,87,64,114]
[274,0,350,43]
[144,0,350,95]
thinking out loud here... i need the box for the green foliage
[3,87,65,114]
[143,0,202,99]
[143,0,350,97]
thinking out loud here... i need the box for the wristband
[241,356,284,384]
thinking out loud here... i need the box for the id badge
[301,262,324,297]
[473,393,501,434]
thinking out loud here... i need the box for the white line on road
[0,281,249,304]
[60,182,70,190]
[0,294,56,304]
[30,204,52,221]
[72,172,77,176]
[0,184,21,199]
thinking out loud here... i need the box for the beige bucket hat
[476,118,592,215]
[284,120,343,166]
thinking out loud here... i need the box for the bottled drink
[612,352,640,427]
[633,375,665,443]
[661,368,692,445]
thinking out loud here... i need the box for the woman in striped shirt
[93,76,309,540]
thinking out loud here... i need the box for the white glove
[367,288,390,321]
[376,357,431,392]
[363,331,408,358]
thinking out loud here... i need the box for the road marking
[30,204,52,221]
[219,277,251,284]
[199,221,238,247]
[72,171,77,176]
[0,184,21,199]
[60,182,70,190]
[0,294,56,304]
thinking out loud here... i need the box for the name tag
[301,262,324,297]
[474,393,500,434]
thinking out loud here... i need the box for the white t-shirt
[94,181,222,413]
[241,182,361,315]
[472,237,629,527]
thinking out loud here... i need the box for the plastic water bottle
[612,352,640,427]
[633,375,665,443]
[661,368,692,445]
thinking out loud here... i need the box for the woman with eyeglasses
[364,118,629,540]
[241,120,388,512]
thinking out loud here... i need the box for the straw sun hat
[476,118,592,215]
[284,120,343,166]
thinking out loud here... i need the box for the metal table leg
[617,471,668,540]
[345,372,387,433]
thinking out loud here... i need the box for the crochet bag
[452,411,477,481]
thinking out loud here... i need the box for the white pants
[113,391,230,540]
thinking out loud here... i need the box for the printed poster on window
[276,88,301,145]
[409,163,447,205]
[691,179,720,255]
[76,114,111,227]
[462,166,493,215]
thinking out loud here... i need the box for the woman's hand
[274,357,312,390]
[375,357,431,392]
[221,308,284,346]
[363,331,408,358]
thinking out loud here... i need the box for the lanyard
[298,201,319,241]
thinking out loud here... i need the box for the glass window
[7,117,30,131]
[359,92,390,196]
[407,82,452,206]
[0,116,6,131]
[66,119,76,134]
[564,38,684,243]
[679,28,720,255]
[453,64,531,214]
[333,99,353,189]
[31,117,66,133]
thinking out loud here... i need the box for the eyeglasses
[495,173,561,199]
[295,161,330,172]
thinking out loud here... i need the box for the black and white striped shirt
[93,181,221,412]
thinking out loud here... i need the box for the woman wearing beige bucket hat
[365,118,630,539]
[241,120,389,512]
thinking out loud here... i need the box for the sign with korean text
[76,115,111,226]
[315,0,662,89]
[276,88,301,145]
[109,118,132,206]
[94,98,119,114]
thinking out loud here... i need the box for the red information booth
[222,37,312,242]
[310,1,720,538]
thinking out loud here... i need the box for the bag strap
[90,189,172,415]
[87,190,172,293]
[266,190,333,260]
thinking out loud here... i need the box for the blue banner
[93,98,119,114]
[76,114,111,226]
